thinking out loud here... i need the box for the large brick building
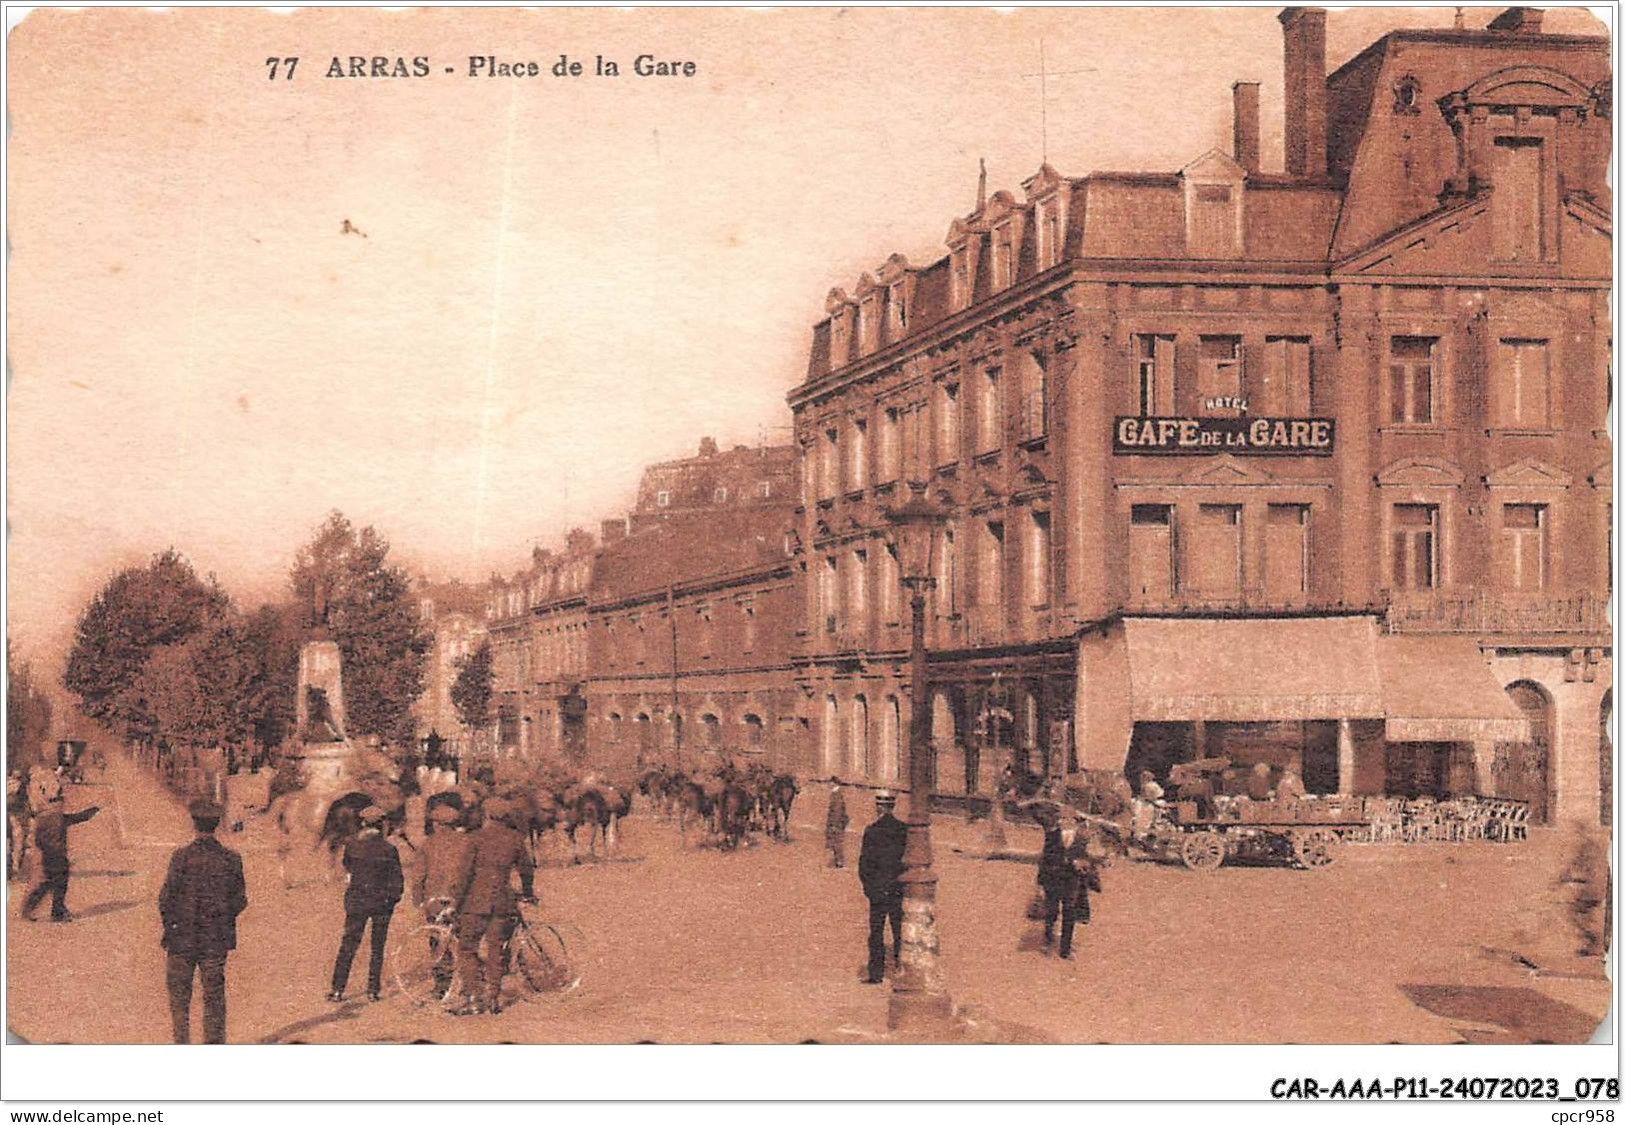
[787,7,1612,823]
[460,441,801,777]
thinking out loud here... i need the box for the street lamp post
[884,482,955,1035]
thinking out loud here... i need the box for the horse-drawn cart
[1137,798,1367,872]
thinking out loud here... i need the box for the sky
[6,5,1609,678]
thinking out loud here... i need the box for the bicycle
[391,898,583,1009]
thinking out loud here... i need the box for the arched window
[823,695,841,777]
[880,695,902,782]
[742,713,765,750]
[851,695,871,780]
[1498,680,1556,824]
[700,713,722,750]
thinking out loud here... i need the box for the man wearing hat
[1036,809,1101,960]
[327,804,405,1002]
[857,790,906,984]
[21,791,100,923]
[450,794,535,1014]
[158,798,246,1043]
[413,802,473,997]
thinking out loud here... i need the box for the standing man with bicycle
[450,796,535,1015]
[412,802,473,998]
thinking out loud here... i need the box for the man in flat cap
[159,798,246,1043]
[450,795,535,1014]
[858,790,907,984]
[21,790,100,923]
[327,804,404,1002]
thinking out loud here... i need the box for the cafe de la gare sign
[1113,416,1336,456]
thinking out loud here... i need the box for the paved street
[6,755,1610,1045]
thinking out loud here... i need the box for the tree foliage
[64,549,230,742]
[450,642,494,734]
[64,549,301,756]
[7,642,54,770]
[288,511,430,744]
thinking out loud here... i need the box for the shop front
[1075,616,1530,801]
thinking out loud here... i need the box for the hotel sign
[1113,416,1335,457]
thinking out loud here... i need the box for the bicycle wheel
[512,920,582,996]
[391,922,457,1006]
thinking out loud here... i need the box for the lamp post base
[888,867,955,1036]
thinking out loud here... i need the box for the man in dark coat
[451,796,536,1014]
[413,803,473,996]
[327,804,404,1002]
[1036,810,1101,960]
[857,790,906,984]
[22,793,101,922]
[824,779,849,868]
[158,798,247,1044]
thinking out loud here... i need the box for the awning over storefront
[1122,616,1387,722]
[1074,616,1534,774]
[1074,616,1386,771]
[1377,635,1531,743]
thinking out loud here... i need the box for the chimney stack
[1232,81,1262,174]
[1279,7,1328,179]
[1488,7,1544,33]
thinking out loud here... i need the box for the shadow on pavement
[1400,983,1600,1043]
[75,898,142,919]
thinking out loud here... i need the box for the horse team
[636,760,799,850]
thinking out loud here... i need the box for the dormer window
[1181,150,1245,258]
[951,248,972,311]
[993,223,1016,289]
[887,283,908,338]
[858,292,882,355]
[1037,199,1064,269]
[831,314,850,365]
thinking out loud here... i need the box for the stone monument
[294,639,353,798]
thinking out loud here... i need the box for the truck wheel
[1294,828,1337,868]
[1180,831,1225,871]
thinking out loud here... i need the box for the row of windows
[815,328,1576,468]
[602,600,761,667]
[1129,503,1309,602]
[815,511,1053,640]
[809,350,1050,501]
[1125,500,1556,600]
[1135,330,1566,426]
[653,480,776,508]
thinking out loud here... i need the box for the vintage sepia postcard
[3,2,1617,1103]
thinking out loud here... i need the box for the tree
[239,603,301,754]
[65,549,230,744]
[450,642,493,734]
[288,512,430,745]
[7,642,54,771]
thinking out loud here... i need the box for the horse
[766,774,800,841]
[715,781,753,850]
[672,777,716,843]
[562,780,632,861]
